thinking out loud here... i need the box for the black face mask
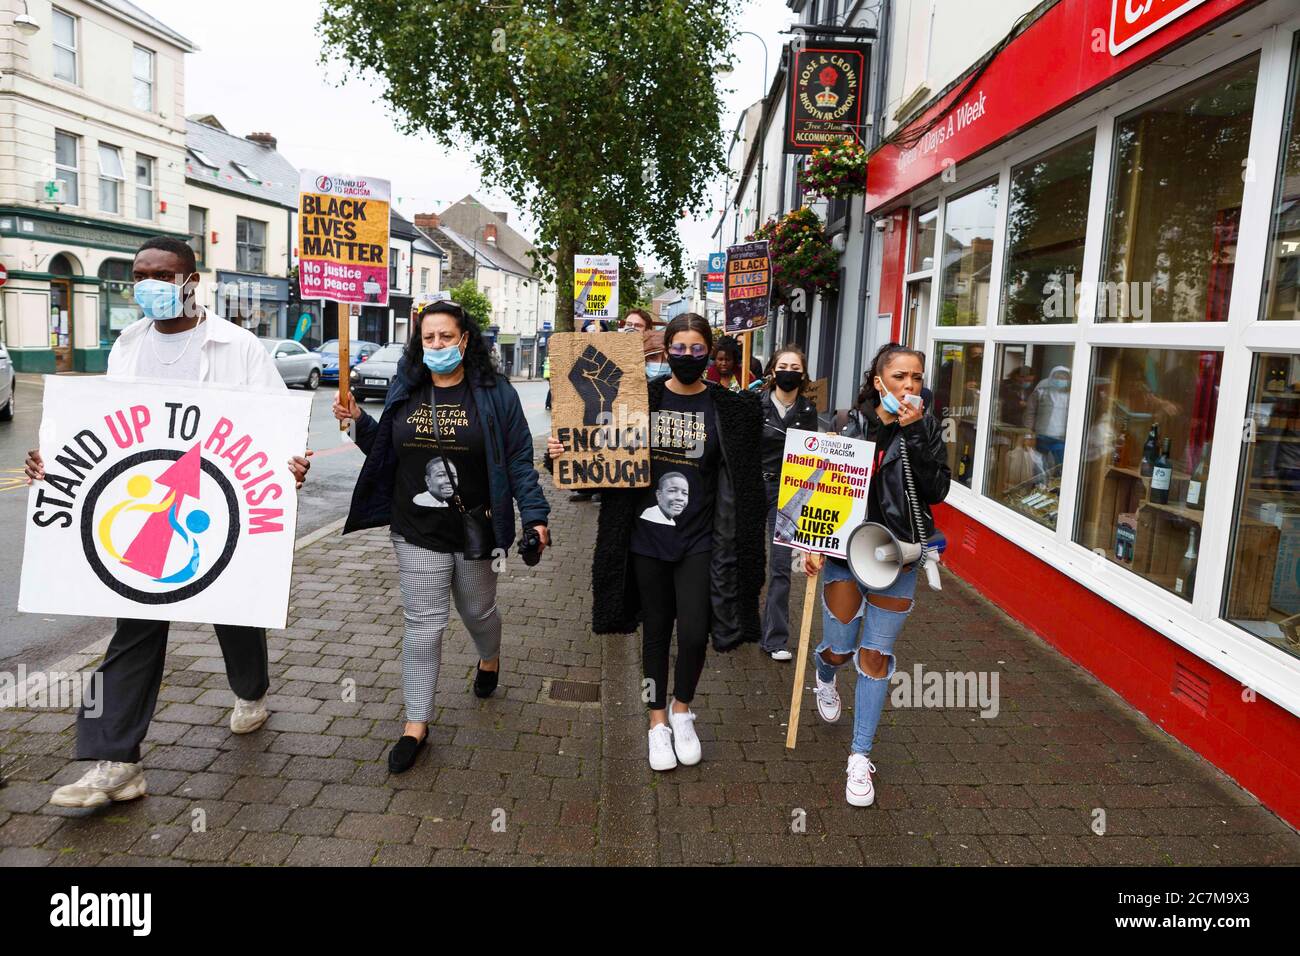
[668,353,709,385]
[774,370,802,393]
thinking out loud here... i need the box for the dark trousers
[762,480,793,652]
[633,551,711,711]
[76,618,270,763]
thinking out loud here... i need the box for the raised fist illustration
[569,345,623,423]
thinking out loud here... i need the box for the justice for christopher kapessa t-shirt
[391,378,489,553]
[630,387,721,562]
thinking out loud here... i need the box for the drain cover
[548,679,601,703]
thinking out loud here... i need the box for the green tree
[318,0,734,331]
[449,278,493,332]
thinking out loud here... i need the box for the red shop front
[867,0,1300,827]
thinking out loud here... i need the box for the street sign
[707,252,725,293]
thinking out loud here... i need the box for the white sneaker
[846,754,876,807]
[815,673,841,723]
[49,761,147,808]
[668,705,701,766]
[769,649,793,662]
[230,695,269,734]
[647,723,677,772]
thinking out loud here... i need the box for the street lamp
[14,1,39,35]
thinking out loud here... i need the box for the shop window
[902,279,930,350]
[1262,37,1300,321]
[1074,347,1223,601]
[1100,54,1259,323]
[1001,133,1094,325]
[910,201,938,272]
[99,259,138,347]
[1222,354,1300,658]
[985,344,1075,529]
[931,342,985,488]
[938,180,998,326]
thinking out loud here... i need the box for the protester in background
[335,300,550,774]
[759,346,819,661]
[622,308,651,334]
[807,341,950,807]
[547,313,765,772]
[644,328,669,380]
[705,336,743,390]
[24,236,311,809]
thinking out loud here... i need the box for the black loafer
[473,662,500,699]
[387,732,427,773]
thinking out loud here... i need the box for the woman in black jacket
[759,345,819,661]
[805,342,950,808]
[335,301,550,774]
[547,313,765,772]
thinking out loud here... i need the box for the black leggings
[632,551,711,711]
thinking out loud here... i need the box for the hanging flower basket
[798,137,867,199]
[748,207,839,305]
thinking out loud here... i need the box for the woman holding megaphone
[803,342,950,807]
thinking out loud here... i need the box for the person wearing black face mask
[759,346,819,661]
[546,312,766,772]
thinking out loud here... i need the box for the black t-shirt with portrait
[391,378,489,553]
[630,387,721,562]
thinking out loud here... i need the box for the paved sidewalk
[2,460,1299,866]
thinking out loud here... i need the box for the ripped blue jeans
[815,559,917,755]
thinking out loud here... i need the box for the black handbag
[429,384,495,561]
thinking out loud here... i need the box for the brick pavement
[2,456,1299,866]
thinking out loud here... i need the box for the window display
[1001,133,1093,325]
[985,344,1074,528]
[910,201,938,272]
[1262,37,1300,321]
[938,180,998,327]
[1075,347,1223,601]
[1224,354,1300,658]
[932,342,984,488]
[1100,55,1259,323]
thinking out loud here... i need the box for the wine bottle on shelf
[1186,443,1208,511]
[1150,438,1173,504]
[1140,425,1159,477]
[1175,526,1198,600]
[958,443,973,482]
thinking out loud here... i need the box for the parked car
[259,338,322,390]
[348,344,405,402]
[317,339,380,384]
[0,343,14,421]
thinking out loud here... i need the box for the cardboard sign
[725,240,770,333]
[297,170,391,305]
[574,255,620,321]
[19,377,312,629]
[772,429,874,557]
[549,332,650,489]
[807,377,829,414]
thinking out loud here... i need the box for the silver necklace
[148,321,200,367]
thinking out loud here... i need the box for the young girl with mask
[804,342,950,806]
[548,313,766,771]
[759,346,819,660]
[335,301,550,774]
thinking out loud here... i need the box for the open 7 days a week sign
[19,377,312,629]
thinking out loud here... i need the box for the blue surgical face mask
[423,339,465,374]
[879,388,902,415]
[134,279,184,320]
[646,361,670,380]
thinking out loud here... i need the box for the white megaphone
[846,522,946,592]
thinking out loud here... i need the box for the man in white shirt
[24,237,311,808]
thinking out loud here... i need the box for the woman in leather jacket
[548,313,766,773]
[804,342,950,808]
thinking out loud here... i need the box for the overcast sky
[137,0,798,275]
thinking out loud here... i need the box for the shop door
[50,280,73,372]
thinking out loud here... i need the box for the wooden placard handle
[786,560,821,750]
